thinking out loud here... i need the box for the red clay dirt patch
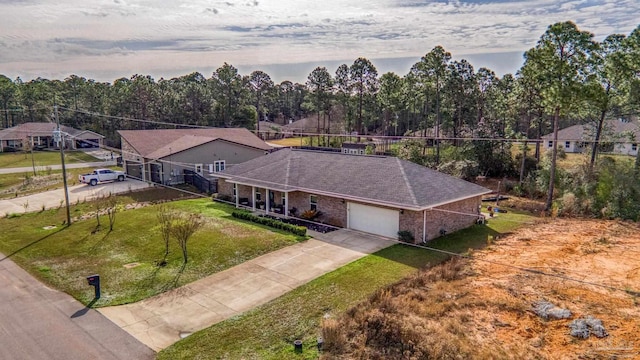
[322,219,640,359]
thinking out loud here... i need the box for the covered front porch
[231,183,290,216]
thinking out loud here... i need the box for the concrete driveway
[98,229,393,351]
[0,253,154,360]
[0,179,152,217]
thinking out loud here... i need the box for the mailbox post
[86,274,101,299]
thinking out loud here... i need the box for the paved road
[0,161,117,175]
[0,253,155,360]
[99,229,393,351]
[0,179,152,217]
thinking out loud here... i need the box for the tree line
[1,21,639,216]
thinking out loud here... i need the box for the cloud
[0,0,638,82]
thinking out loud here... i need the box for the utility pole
[55,105,71,226]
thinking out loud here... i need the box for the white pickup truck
[79,169,126,186]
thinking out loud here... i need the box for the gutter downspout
[422,209,427,243]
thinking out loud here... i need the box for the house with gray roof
[217,148,491,242]
[118,128,272,185]
[0,122,104,152]
[542,120,640,156]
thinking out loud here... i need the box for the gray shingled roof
[118,128,272,158]
[219,148,491,210]
[0,122,103,140]
[541,120,640,141]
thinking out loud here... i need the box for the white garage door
[347,202,400,238]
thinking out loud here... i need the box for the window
[632,144,638,151]
[195,164,203,175]
[342,148,348,154]
[233,184,237,198]
[548,141,553,148]
[208,164,214,173]
[565,141,570,149]
[7,140,22,148]
[310,195,318,211]
[281,192,286,206]
[214,160,225,172]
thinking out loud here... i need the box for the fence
[184,169,217,194]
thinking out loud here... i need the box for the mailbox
[86,274,101,299]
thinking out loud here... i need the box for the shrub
[300,209,321,220]
[397,230,415,243]
[231,211,307,236]
[437,160,479,181]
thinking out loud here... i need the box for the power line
[57,107,209,129]
[55,106,640,145]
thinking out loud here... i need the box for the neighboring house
[217,148,491,242]
[0,122,104,152]
[341,142,374,155]
[542,120,640,156]
[118,128,272,185]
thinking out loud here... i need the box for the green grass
[0,166,121,199]
[0,150,99,168]
[0,198,304,307]
[158,208,536,360]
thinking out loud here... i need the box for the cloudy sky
[0,0,638,83]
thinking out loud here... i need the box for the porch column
[251,186,256,211]
[422,209,427,243]
[284,192,288,218]
[265,188,270,214]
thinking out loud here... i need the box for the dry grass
[267,137,309,146]
[321,219,640,360]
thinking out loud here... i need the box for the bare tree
[94,194,106,229]
[156,205,175,258]
[105,194,119,231]
[170,213,204,264]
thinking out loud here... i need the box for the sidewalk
[98,229,393,351]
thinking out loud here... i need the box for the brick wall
[219,180,481,243]
[287,192,347,227]
[424,196,481,241]
[218,179,233,197]
[400,210,424,242]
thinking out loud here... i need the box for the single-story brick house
[542,120,640,156]
[118,128,272,184]
[217,148,491,242]
[0,122,104,152]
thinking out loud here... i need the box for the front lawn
[0,198,305,306]
[158,208,536,359]
[0,150,99,168]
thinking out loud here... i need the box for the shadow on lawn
[0,227,67,262]
[142,259,188,293]
[372,223,503,270]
